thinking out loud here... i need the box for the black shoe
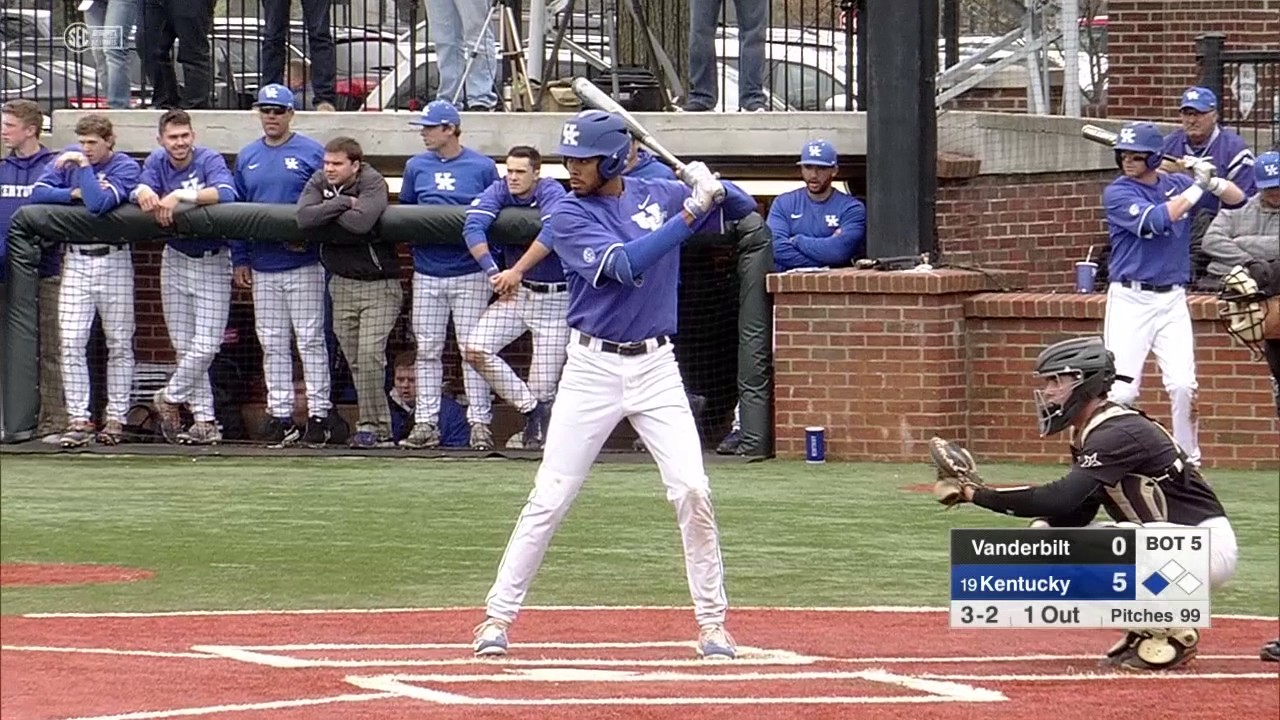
[680,102,713,112]
[302,415,331,446]
[466,104,495,112]
[263,416,300,446]
[1263,638,1280,662]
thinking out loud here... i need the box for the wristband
[1178,185,1204,207]
[131,184,154,201]
[1206,177,1228,197]
[175,189,198,203]
[479,254,500,277]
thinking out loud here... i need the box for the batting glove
[683,174,725,216]
[679,161,718,188]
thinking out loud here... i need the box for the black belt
[1119,280,1179,293]
[173,247,223,259]
[68,245,123,257]
[578,333,669,356]
[522,280,568,294]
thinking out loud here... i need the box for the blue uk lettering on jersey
[1103,172,1198,286]
[136,146,237,256]
[768,188,867,271]
[550,177,755,343]
[400,147,500,277]
[1160,126,1255,216]
[0,145,55,281]
[463,176,567,283]
[230,132,325,271]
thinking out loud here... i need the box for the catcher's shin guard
[1105,628,1199,671]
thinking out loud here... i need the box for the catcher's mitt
[929,436,985,507]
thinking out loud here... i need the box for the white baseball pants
[160,247,231,423]
[58,247,135,424]
[252,263,332,419]
[484,331,729,627]
[411,270,492,426]
[1103,283,1200,465]
[464,285,570,412]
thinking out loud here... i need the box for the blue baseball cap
[253,83,295,109]
[1255,150,1280,190]
[409,100,461,128]
[798,139,837,167]
[1179,86,1217,113]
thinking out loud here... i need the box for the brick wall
[769,269,1279,470]
[1106,0,1280,121]
[935,171,1114,291]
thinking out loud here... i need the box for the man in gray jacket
[1201,150,1279,289]
[297,136,401,448]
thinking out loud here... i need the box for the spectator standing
[423,0,498,111]
[685,0,767,112]
[81,0,139,110]
[140,0,214,109]
[262,0,338,111]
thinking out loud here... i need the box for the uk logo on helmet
[1119,128,1136,144]
[562,124,580,146]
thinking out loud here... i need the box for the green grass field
[1,455,1276,616]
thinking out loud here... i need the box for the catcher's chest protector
[1075,405,1192,524]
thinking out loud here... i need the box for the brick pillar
[768,268,1025,462]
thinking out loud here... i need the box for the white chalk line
[918,672,1279,682]
[55,692,397,720]
[0,645,217,659]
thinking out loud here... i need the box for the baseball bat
[570,76,688,175]
[1081,124,1186,168]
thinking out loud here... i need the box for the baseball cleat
[1262,639,1280,662]
[178,421,222,445]
[96,419,124,446]
[470,423,494,451]
[59,422,94,448]
[400,423,440,449]
[697,623,736,660]
[152,389,183,443]
[472,618,510,657]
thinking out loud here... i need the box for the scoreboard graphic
[949,527,1212,629]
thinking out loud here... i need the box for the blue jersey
[549,177,753,343]
[231,133,325,272]
[768,188,867,271]
[30,147,140,216]
[400,147,499,277]
[136,146,237,256]
[0,145,56,280]
[627,150,677,180]
[1160,126,1255,217]
[1103,172,1197,286]
[463,177,567,283]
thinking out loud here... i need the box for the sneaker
[470,423,494,450]
[350,431,394,449]
[522,401,551,450]
[632,437,649,453]
[740,103,767,112]
[97,419,124,446]
[178,421,222,445]
[697,623,736,660]
[716,428,742,455]
[59,421,94,448]
[1261,638,1280,662]
[400,423,440,449]
[153,389,183,443]
[315,101,336,112]
[302,415,331,446]
[473,617,510,656]
[262,416,298,446]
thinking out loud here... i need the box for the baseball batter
[1102,121,1245,466]
[29,114,140,447]
[135,110,237,445]
[399,100,500,451]
[937,336,1237,671]
[472,110,757,660]
[230,85,332,446]
[461,145,566,450]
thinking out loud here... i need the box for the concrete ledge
[767,268,1027,295]
[966,291,1229,322]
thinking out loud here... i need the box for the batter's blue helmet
[1255,150,1280,190]
[557,110,630,180]
[1114,121,1164,171]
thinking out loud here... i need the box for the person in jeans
[262,0,337,111]
[422,0,498,111]
[81,0,139,109]
[685,0,767,112]
[140,0,213,109]
[296,136,400,448]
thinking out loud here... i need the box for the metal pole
[943,0,959,69]
[1060,0,1080,116]
[528,0,545,85]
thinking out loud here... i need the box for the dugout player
[399,100,500,451]
[135,110,238,446]
[460,145,564,450]
[472,110,758,660]
[28,114,140,447]
[1160,88,1256,223]
[231,85,334,447]
[1102,121,1245,468]
[1203,150,1280,337]
[950,336,1237,671]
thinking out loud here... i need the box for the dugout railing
[1196,33,1280,153]
[0,202,775,457]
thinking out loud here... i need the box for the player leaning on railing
[929,336,1238,671]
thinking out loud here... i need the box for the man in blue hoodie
[1,100,63,442]
[28,113,141,447]
[230,85,332,448]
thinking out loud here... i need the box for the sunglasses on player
[257,106,290,116]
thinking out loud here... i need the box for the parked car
[1,51,101,132]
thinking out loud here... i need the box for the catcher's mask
[1032,337,1130,437]
[1217,264,1270,359]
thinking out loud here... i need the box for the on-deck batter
[471,110,758,660]
[1102,121,1246,466]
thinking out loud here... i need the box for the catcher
[930,336,1238,671]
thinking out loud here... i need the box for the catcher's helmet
[1217,264,1270,359]
[1032,337,1128,436]
[1114,121,1165,171]
[557,110,630,180]
[1255,150,1280,190]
